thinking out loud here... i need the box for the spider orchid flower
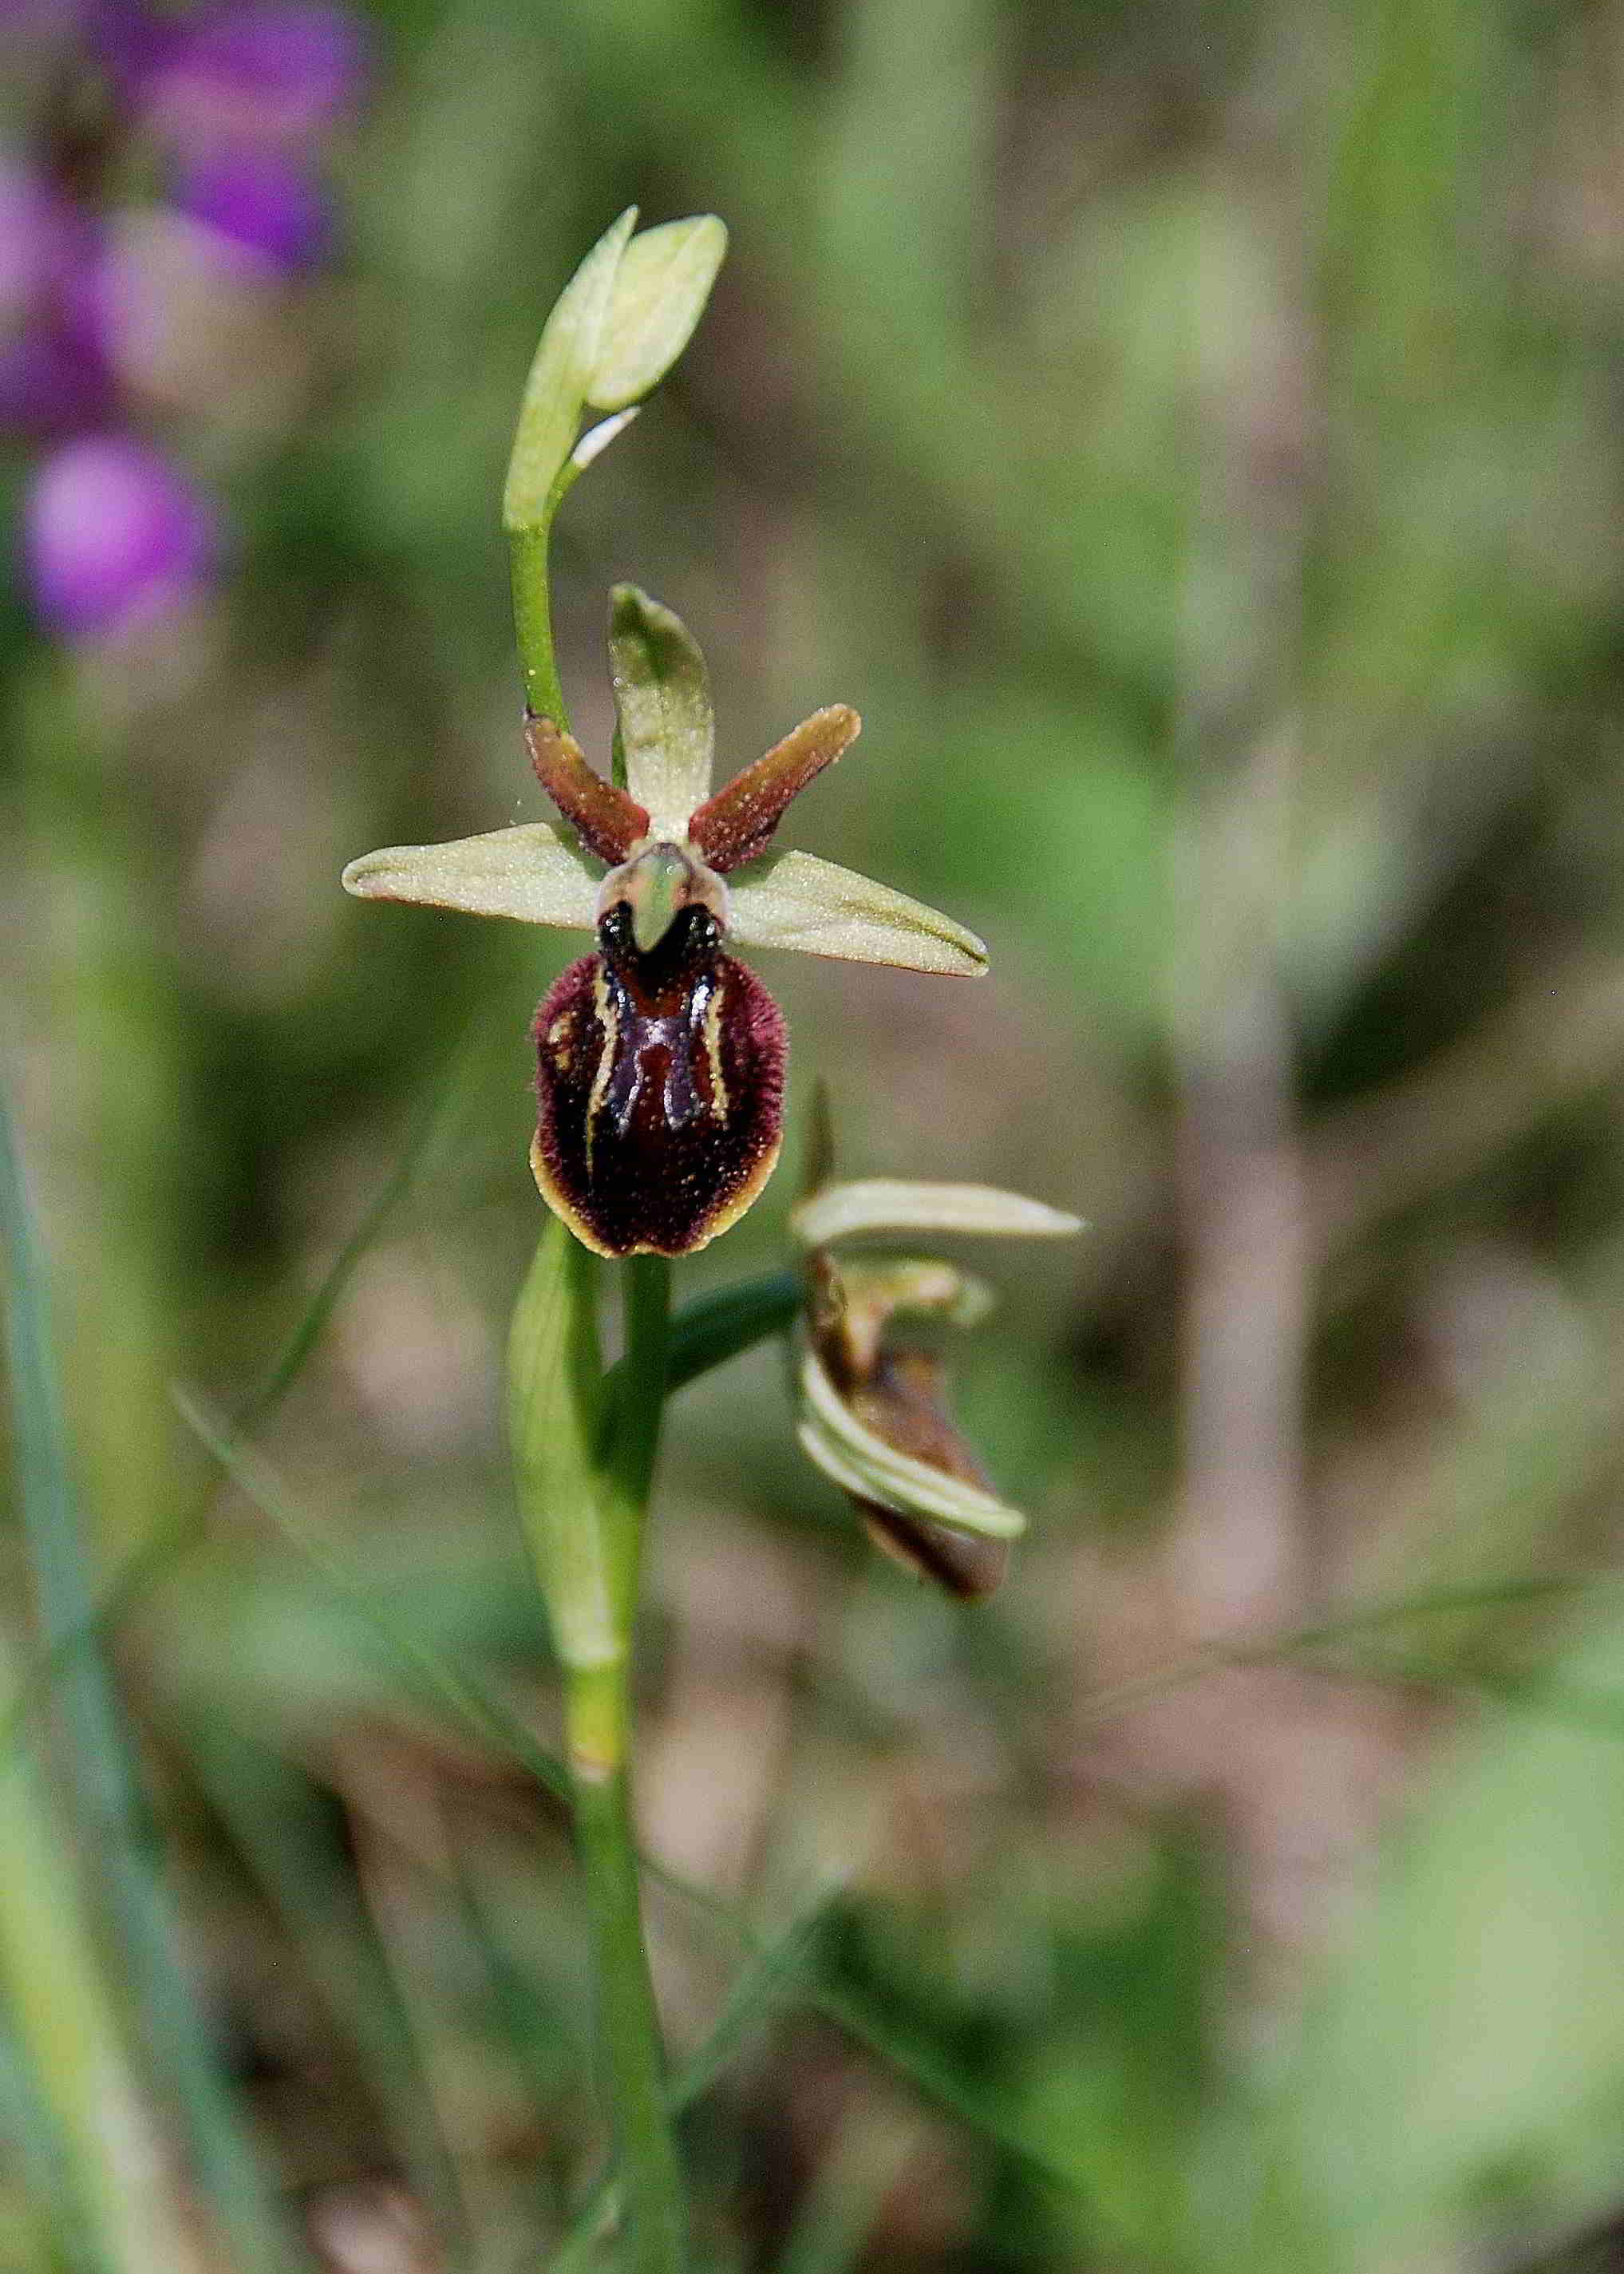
[342,585,988,1256]
[791,1169,1083,1596]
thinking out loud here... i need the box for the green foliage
[8,0,1624,2266]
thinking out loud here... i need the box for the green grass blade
[185,1714,472,2254]
[0,1056,464,1762]
[0,1686,187,2274]
[173,1388,572,1804]
[0,1090,312,2271]
[549,1901,832,2268]
[173,1397,1086,2207]
[776,2104,922,2274]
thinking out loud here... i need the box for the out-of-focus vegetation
[8,0,1624,2267]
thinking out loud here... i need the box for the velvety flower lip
[343,585,989,1253]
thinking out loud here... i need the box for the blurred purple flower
[85,0,178,101]
[171,146,329,268]
[24,433,214,637]
[0,326,111,431]
[0,160,113,431]
[145,5,365,147]
[0,160,69,309]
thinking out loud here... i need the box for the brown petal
[858,1504,1009,1600]
[686,705,860,872]
[848,1351,1010,1600]
[530,907,786,1257]
[525,715,650,864]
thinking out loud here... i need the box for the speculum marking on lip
[531,899,786,1256]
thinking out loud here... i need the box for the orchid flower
[342,585,988,1256]
[791,1159,1083,1596]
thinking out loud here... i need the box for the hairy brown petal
[530,904,785,1257]
[525,714,650,864]
[687,705,860,872]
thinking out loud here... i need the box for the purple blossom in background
[84,0,178,101]
[144,4,366,147]
[25,433,214,638]
[172,146,330,269]
[4,0,365,640]
[0,160,67,309]
[0,160,112,431]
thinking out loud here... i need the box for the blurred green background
[10,0,1624,2267]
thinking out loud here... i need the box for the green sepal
[607,584,716,832]
[793,1179,1083,1248]
[726,849,989,976]
[341,823,601,931]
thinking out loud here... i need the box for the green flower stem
[569,1252,682,2272]
[508,1228,685,2271]
[569,1693,686,2274]
[602,1254,673,1623]
[509,521,567,727]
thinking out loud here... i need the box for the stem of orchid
[509,520,568,728]
[603,1255,672,1619]
[566,1659,686,2274]
[508,1228,683,2271]
[567,1251,681,2272]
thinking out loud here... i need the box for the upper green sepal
[607,584,717,833]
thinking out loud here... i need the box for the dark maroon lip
[531,906,787,1258]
